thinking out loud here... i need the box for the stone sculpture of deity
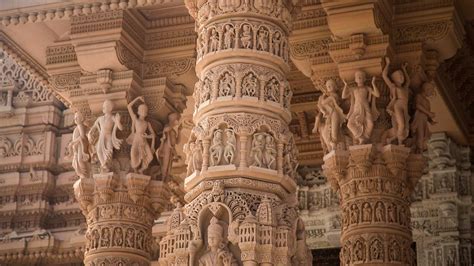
[312,79,345,153]
[127,96,156,174]
[410,81,436,153]
[342,70,380,145]
[251,133,265,167]
[87,99,123,173]
[68,112,91,179]
[198,217,237,266]
[156,112,181,179]
[382,57,410,145]
[223,129,236,164]
[210,129,225,166]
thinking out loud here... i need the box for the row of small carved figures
[341,201,410,228]
[85,226,151,252]
[341,238,411,264]
[195,74,291,108]
[198,23,289,61]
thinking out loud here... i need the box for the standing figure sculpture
[68,112,91,179]
[342,70,380,145]
[240,25,252,49]
[223,25,235,49]
[264,134,277,169]
[87,99,123,173]
[127,96,156,174]
[156,113,181,179]
[312,79,345,153]
[382,57,410,145]
[210,129,225,166]
[411,81,436,153]
[199,217,237,266]
[223,129,236,164]
[251,133,265,167]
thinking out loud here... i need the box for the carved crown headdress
[208,216,224,237]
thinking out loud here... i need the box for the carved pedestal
[323,144,425,266]
[74,173,168,266]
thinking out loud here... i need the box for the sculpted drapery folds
[68,112,91,179]
[127,96,156,174]
[87,99,123,173]
[156,112,181,179]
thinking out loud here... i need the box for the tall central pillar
[158,1,312,265]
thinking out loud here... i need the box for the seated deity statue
[198,217,237,266]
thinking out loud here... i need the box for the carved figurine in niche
[389,242,400,261]
[201,79,211,103]
[127,96,156,174]
[240,24,253,49]
[446,248,456,266]
[193,139,203,171]
[91,229,100,249]
[283,82,292,108]
[156,113,181,179]
[125,228,135,248]
[223,129,236,164]
[283,138,298,177]
[382,57,410,145]
[87,99,123,173]
[184,141,196,175]
[264,134,277,170]
[387,204,396,223]
[250,133,265,167]
[223,24,235,49]
[353,240,364,261]
[113,227,123,247]
[199,217,237,266]
[370,240,383,260]
[342,70,380,145]
[257,28,269,51]
[362,202,372,222]
[272,31,281,56]
[242,73,258,97]
[265,78,280,102]
[68,112,91,179]
[375,202,385,222]
[210,28,219,52]
[350,204,359,224]
[410,81,436,153]
[219,72,235,97]
[101,227,111,247]
[210,129,225,166]
[312,79,345,153]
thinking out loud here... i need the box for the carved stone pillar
[74,174,169,265]
[158,1,312,265]
[324,145,424,265]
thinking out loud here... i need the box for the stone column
[159,1,312,265]
[45,9,189,266]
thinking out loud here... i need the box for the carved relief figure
[125,228,135,248]
[199,217,237,266]
[127,96,156,174]
[219,72,235,97]
[223,24,235,49]
[240,24,253,49]
[265,78,280,102]
[113,227,123,247]
[375,202,385,222]
[350,204,359,224]
[156,113,181,179]
[223,129,236,164]
[242,72,258,97]
[272,31,281,56]
[353,240,365,261]
[193,139,203,171]
[264,134,277,170]
[101,227,111,247]
[257,28,269,51]
[362,202,372,222]
[312,79,345,153]
[210,28,219,52]
[342,71,380,144]
[210,129,225,166]
[446,248,456,266]
[411,81,436,153]
[201,78,211,103]
[68,112,91,179]
[389,241,400,261]
[382,58,410,145]
[370,239,383,260]
[251,133,265,167]
[87,100,123,173]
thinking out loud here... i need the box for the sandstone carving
[68,112,91,179]
[156,113,181,179]
[411,81,436,153]
[127,96,156,174]
[87,99,123,173]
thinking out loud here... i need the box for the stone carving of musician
[199,217,237,266]
[87,99,123,173]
